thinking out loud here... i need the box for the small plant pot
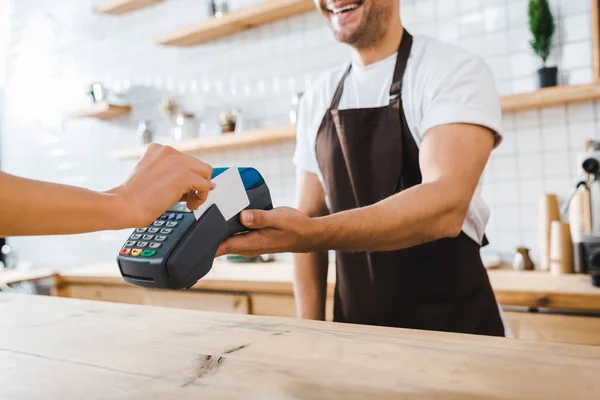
[537,66,558,88]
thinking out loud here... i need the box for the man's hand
[216,207,319,258]
[109,143,215,228]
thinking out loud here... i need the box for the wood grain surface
[1,293,599,399]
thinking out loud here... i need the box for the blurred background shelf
[501,84,600,112]
[156,0,314,46]
[111,125,297,159]
[95,0,163,15]
[69,102,131,120]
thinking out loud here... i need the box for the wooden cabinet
[60,284,250,314]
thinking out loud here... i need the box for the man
[218,0,510,337]
[0,144,213,237]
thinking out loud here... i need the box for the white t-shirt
[293,34,503,246]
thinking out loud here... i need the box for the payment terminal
[117,167,272,290]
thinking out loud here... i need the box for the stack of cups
[549,221,574,275]
[539,194,560,271]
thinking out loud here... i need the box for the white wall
[0,0,596,268]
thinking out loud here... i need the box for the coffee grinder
[574,142,600,287]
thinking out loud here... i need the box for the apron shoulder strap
[330,64,352,109]
[389,30,413,99]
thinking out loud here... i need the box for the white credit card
[193,167,250,221]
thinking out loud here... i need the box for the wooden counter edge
[0,269,56,287]
[496,290,600,312]
[54,273,334,296]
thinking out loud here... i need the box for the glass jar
[172,112,198,141]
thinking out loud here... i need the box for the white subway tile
[459,0,480,13]
[484,6,507,32]
[459,12,486,36]
[568,102,595,122]
[436,0,458,20]
[510,51,539,78]
[518,178,544,204]
[492,156,518,181]
[540,123,569,151]
[483,31,509,56]
[516,110,540,129]
[481,0,505,6]
[519,204,538,230]
[517,153,543,180]
[558,0,591,16]
[568,121,596,150]
[414,0,436,22]
[511,76,537,93]
[507,0,528,28]
[492,204,521,229]
[438,20,461,42]
[543,151,571,178]
[401,2,416,25]
[515,127,541,153]
[492,181,520,204]
[540,105,567,125]
[562,67,594,86]
[562,14,591,42]
[508,26,531,53]
[561,40,593,70]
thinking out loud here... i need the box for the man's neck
[350,20,404,66]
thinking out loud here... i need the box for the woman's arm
[0,144,214,237]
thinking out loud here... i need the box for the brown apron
[314,30,505,337]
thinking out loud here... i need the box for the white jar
[172,112,198,141]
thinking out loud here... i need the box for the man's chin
[330,25,361,43]
[333,31,362,46]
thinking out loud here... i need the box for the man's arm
[314,122,495,251]
[0,144,213,237]
[293,169,330,320]
[216,122,495,257]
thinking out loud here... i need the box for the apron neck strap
[330,64,352,110]
[328,29,413,109]
[389,29,413,98]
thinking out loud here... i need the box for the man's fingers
[216,232,264,258]
[215,242,227,258]
[240,209,272,229]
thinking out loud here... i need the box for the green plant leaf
[528,0,555,66]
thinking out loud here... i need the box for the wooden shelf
[95,0,163,15]
[69,102,131,120]
[156,0,314,46]
[111,125,296,159]
[500,83,600,112]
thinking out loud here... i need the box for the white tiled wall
[0,0,597,268]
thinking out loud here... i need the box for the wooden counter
[1,293,598,399]
[55,260,600,312]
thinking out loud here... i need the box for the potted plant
[528,0,557,88]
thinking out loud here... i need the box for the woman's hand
[109,144,215,228]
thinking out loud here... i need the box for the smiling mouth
[326,1,363,15]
